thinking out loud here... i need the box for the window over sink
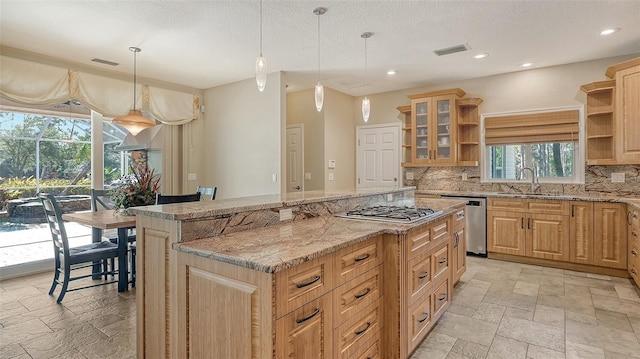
[480,106,584,184]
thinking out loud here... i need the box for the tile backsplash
[404,165,639,197]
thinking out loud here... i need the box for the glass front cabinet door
[409,92,458,165]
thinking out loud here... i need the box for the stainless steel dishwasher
[442,195,487,256]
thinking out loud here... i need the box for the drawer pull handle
[354,287,371,299]
[418,271,430,280]
[633,249,638,256]
[296,275,321,288]
[354,322,371,336]
[438,258,448,264]
[296,308,320,324]
[632,268,637,275]
[457,211,464,218]
[418,312,429,323]
[438,293,447,301]
[633,231,638,237]
[354,253,371,262]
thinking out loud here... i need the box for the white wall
[202,72,284,199]
[324,88,356,190]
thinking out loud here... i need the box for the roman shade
[0,55,199,125]
[484,109,580,145]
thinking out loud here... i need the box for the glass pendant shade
[362,97,370,122]
[113,109,156,136]
[255,55,267,92]
[315,82,324,112]
[113,47,155,136]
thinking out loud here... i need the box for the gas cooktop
[336,205,443,224]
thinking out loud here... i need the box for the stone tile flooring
[1,256,639,358]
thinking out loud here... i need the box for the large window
[481,107,584,184]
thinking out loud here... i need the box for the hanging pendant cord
[364,36,367,75]
[259,0,263,56]
[133,50,137,108]
[317,13,320,80]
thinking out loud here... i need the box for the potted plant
[110,165,160,214]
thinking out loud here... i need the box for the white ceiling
[1,1,639,96]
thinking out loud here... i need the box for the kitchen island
[130,188,466,358]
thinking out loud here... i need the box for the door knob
[293,186,301,190]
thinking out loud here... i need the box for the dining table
[62,210,136,292]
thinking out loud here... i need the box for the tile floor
[1,256,639,358]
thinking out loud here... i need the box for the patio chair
[155,192,202,205]
[39,193,119,303]
[196,186,217,200]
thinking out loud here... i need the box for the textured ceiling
[1,1,639,96]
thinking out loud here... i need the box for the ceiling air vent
[434,43,470,56]
[91,58,119,66]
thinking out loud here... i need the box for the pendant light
[313,7,327,112]
[255,0,267,92]
[113,47,155,136]
[361,32,373,122]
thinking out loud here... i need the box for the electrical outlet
[187,173,197,181]
[406,172,414,180]
[279,208,293,221]
[272,173,277,182]
[305,172,311,180]
[462,173,468,181]
[611,172,625,183]
[328,172,334,181]
[386,193,393,201]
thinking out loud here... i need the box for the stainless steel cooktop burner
[336,205,443,224]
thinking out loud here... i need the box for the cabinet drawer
[433,278,450,319]
[629,239,639,273]
[433,242,450,282]
[528,199,569,215]
[407,224,431,259]
[407,293,432,353]
[454,208,466,229]
[336,236,382,285]
[489,198,527,211]
[629,209,640,230]
[432,219,450,243]
[276,254,335,318]
[353,333,381,359]
[334,266,382,327]
[407,250,432,304]
[630,260,639,287]
[333,298,382,359]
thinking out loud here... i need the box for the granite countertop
[128,187,414,220]
[417,190,639,207]
[175,198,465,273]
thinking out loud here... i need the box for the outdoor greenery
[488,142,575,180]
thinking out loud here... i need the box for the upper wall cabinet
[399,88,482,167]
[581,57,640,165]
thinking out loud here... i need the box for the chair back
[196,186,217,200]
[155,192,202,205]
[91,189,115,211]
[39,194,70,260]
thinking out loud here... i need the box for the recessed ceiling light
[474,53,489,59]
[600,28,620,36]
[387,70,397,75]
[521,62,534,68]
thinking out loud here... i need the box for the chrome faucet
[519,167,540,193]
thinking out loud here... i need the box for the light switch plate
[279,208,293,221]
[305,172,311,180]
[187,173,197,181]
[328,172,334,181]
[462,173,468,181]
[328,160,336,169]
[611,172,625,183]
[406,172,414,180]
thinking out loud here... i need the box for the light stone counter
[175,198,465,273]
[129,187,414,220]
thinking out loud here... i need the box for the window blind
[484,109,579,145]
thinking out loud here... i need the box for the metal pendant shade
[113,47,155,136]
[314,7,327,112]
[255,0,267,92]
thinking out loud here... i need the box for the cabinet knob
[632,249,638,256]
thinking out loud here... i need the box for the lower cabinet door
[276,293,333,359]
[487,210,526,256]
[407,293,432,353]
[527,213,570,262]
[594,202,628,269]
[453,227,466,284]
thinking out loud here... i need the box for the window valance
[0,55,199,125]
[484,109,579,145]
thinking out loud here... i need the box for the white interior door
[357,124,400,188]
[286,124,304,192]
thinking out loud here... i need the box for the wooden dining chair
[40,193,119,303]
[155,192,202,205]
[196,186,217,200]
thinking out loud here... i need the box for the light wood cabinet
[452,207,466,284]
[581,56,640,165]
[456,98,483,166]
[628,207,640,286]
[569,201,594,264]
[593,202,627,269]
[276,293,333,359]
[488,198,569,261]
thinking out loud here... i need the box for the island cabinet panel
[527,213,570,262]
[452,226,467,284]
[594,202,628,269]
[333,266,383,327]
[276,293,333,359]
[407,293,432,352]
[174,251,274,359]
[333,298,382,359]
[570,201,594,264]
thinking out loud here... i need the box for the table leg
[117,228,129,292]
[92,227,103,280]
